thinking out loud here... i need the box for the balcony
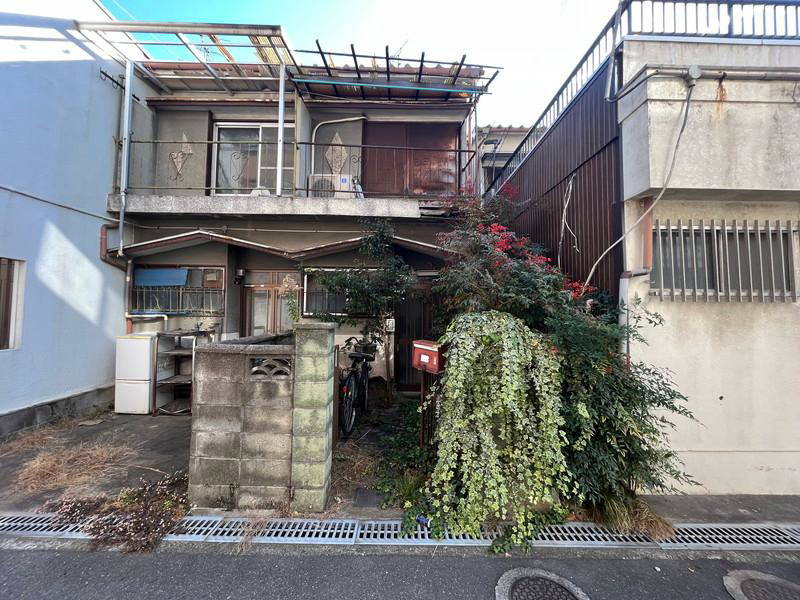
[110,138,474,218]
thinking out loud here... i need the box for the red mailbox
[412,340,445,374]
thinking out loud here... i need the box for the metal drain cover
[724,570,800,600]
[510,577,579,600]
[496,569,589,600]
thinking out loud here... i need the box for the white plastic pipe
[276,61,286,196]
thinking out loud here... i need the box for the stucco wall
[0,4,156,418]
[623,197,800,494]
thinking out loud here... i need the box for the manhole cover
[510,577,578,600]
[724,570,800,600]
[741,579,800,600]
[496,569,589,600]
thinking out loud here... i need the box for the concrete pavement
[1,546,799,599]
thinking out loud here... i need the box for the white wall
[0,2,154,414]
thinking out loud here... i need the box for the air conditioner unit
[309,174,352,199]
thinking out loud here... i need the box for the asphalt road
[1,547,799,599]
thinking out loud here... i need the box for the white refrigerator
[115,334,157,414]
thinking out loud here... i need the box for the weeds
[43,471,189,552]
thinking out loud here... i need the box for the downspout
[117,59,135,257]
[99,223,126,271]
[309,115,367,175]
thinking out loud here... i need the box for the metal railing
[128,139,294,195]
[651,219,798,303]
[131,286,225,316]
[487,0,800,196]
[296,142,472,198]
[127,139,474,198]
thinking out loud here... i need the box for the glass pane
[276,293,292,333]
[651,230,715,293]
[252,291,269,336]
[259,168,277,192]
[216,128,258,194]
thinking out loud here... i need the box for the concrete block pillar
[291,322,336,512]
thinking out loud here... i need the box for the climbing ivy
[424,310,571,546]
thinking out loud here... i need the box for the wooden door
[362,123,408,196]
[394,289,435,391]
[407,123,459,195]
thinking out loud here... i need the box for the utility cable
[556,174,577,270]
[581,80,696,295]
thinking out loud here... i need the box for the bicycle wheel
[339,371,358,438]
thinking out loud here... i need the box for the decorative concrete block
[242,406,293,434]
[239,459,291,487]
[241,432,292,460]
[242,379,292,408]
[193,405,243,433]
[194,380,242,406]
[292,487,328,512]
[293,379,334,409]
[194,431,240,459]
[189,457,239,485]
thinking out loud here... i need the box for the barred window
[131,267,225,316]
[651,219,797,302]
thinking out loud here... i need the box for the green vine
[423,310,571,547]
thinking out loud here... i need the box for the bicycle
[338,336,377,437]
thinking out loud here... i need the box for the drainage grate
[0,514,88,539]
[357,520,502,546]
[510,577,580,600]
[532,522,654,547]
[660,524,800,550]
[255,519,360,545]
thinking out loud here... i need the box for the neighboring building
[0,1,499,437]
[478,125,529,193]
[0,1,157,436]
[489,0,800,494]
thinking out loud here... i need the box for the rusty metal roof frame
[75,20,500,101]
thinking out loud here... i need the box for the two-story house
[87,20,498,395]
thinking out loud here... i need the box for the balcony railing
[131,286,225,316]
[296,142,473,198]
[126,139,474,199]
[486,0,800,196]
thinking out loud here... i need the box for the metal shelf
[160,347,193,356]
[156,374,192,386]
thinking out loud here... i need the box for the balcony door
[213,123,294,195]
[362,122,459,197]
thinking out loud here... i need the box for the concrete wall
[618,40,800,202]
[616,38,800,494]
[0,3,156,425]
[622,196,800,494]
[189,323,335,511]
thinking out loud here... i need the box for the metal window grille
[131,286,225,316]
[651,219,798,303]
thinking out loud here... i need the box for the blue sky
[103,0,620,126]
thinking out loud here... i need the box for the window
[303,270,347,316]
[651,219,797,302]
[0,258,23,350]
[131,267,225,316]
[213,123,294,195]
[241,271,298,337]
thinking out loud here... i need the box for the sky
[101,0,620,127]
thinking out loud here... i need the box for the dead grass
[0,420,74,458]
[591,496,675,541]
[330,439,380,499]
[15,442,134,493]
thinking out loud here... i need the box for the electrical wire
[581,80,696,294]
[556,174,577,270]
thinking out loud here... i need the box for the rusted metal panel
[508,62,622,295]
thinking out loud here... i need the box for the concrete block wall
[291,323,335,512]
[189,325,336,511]
[189,343,295,509]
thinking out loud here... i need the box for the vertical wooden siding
[507,62,622,295]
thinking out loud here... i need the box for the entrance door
[394,287,435,391]
[241,287,294,337]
